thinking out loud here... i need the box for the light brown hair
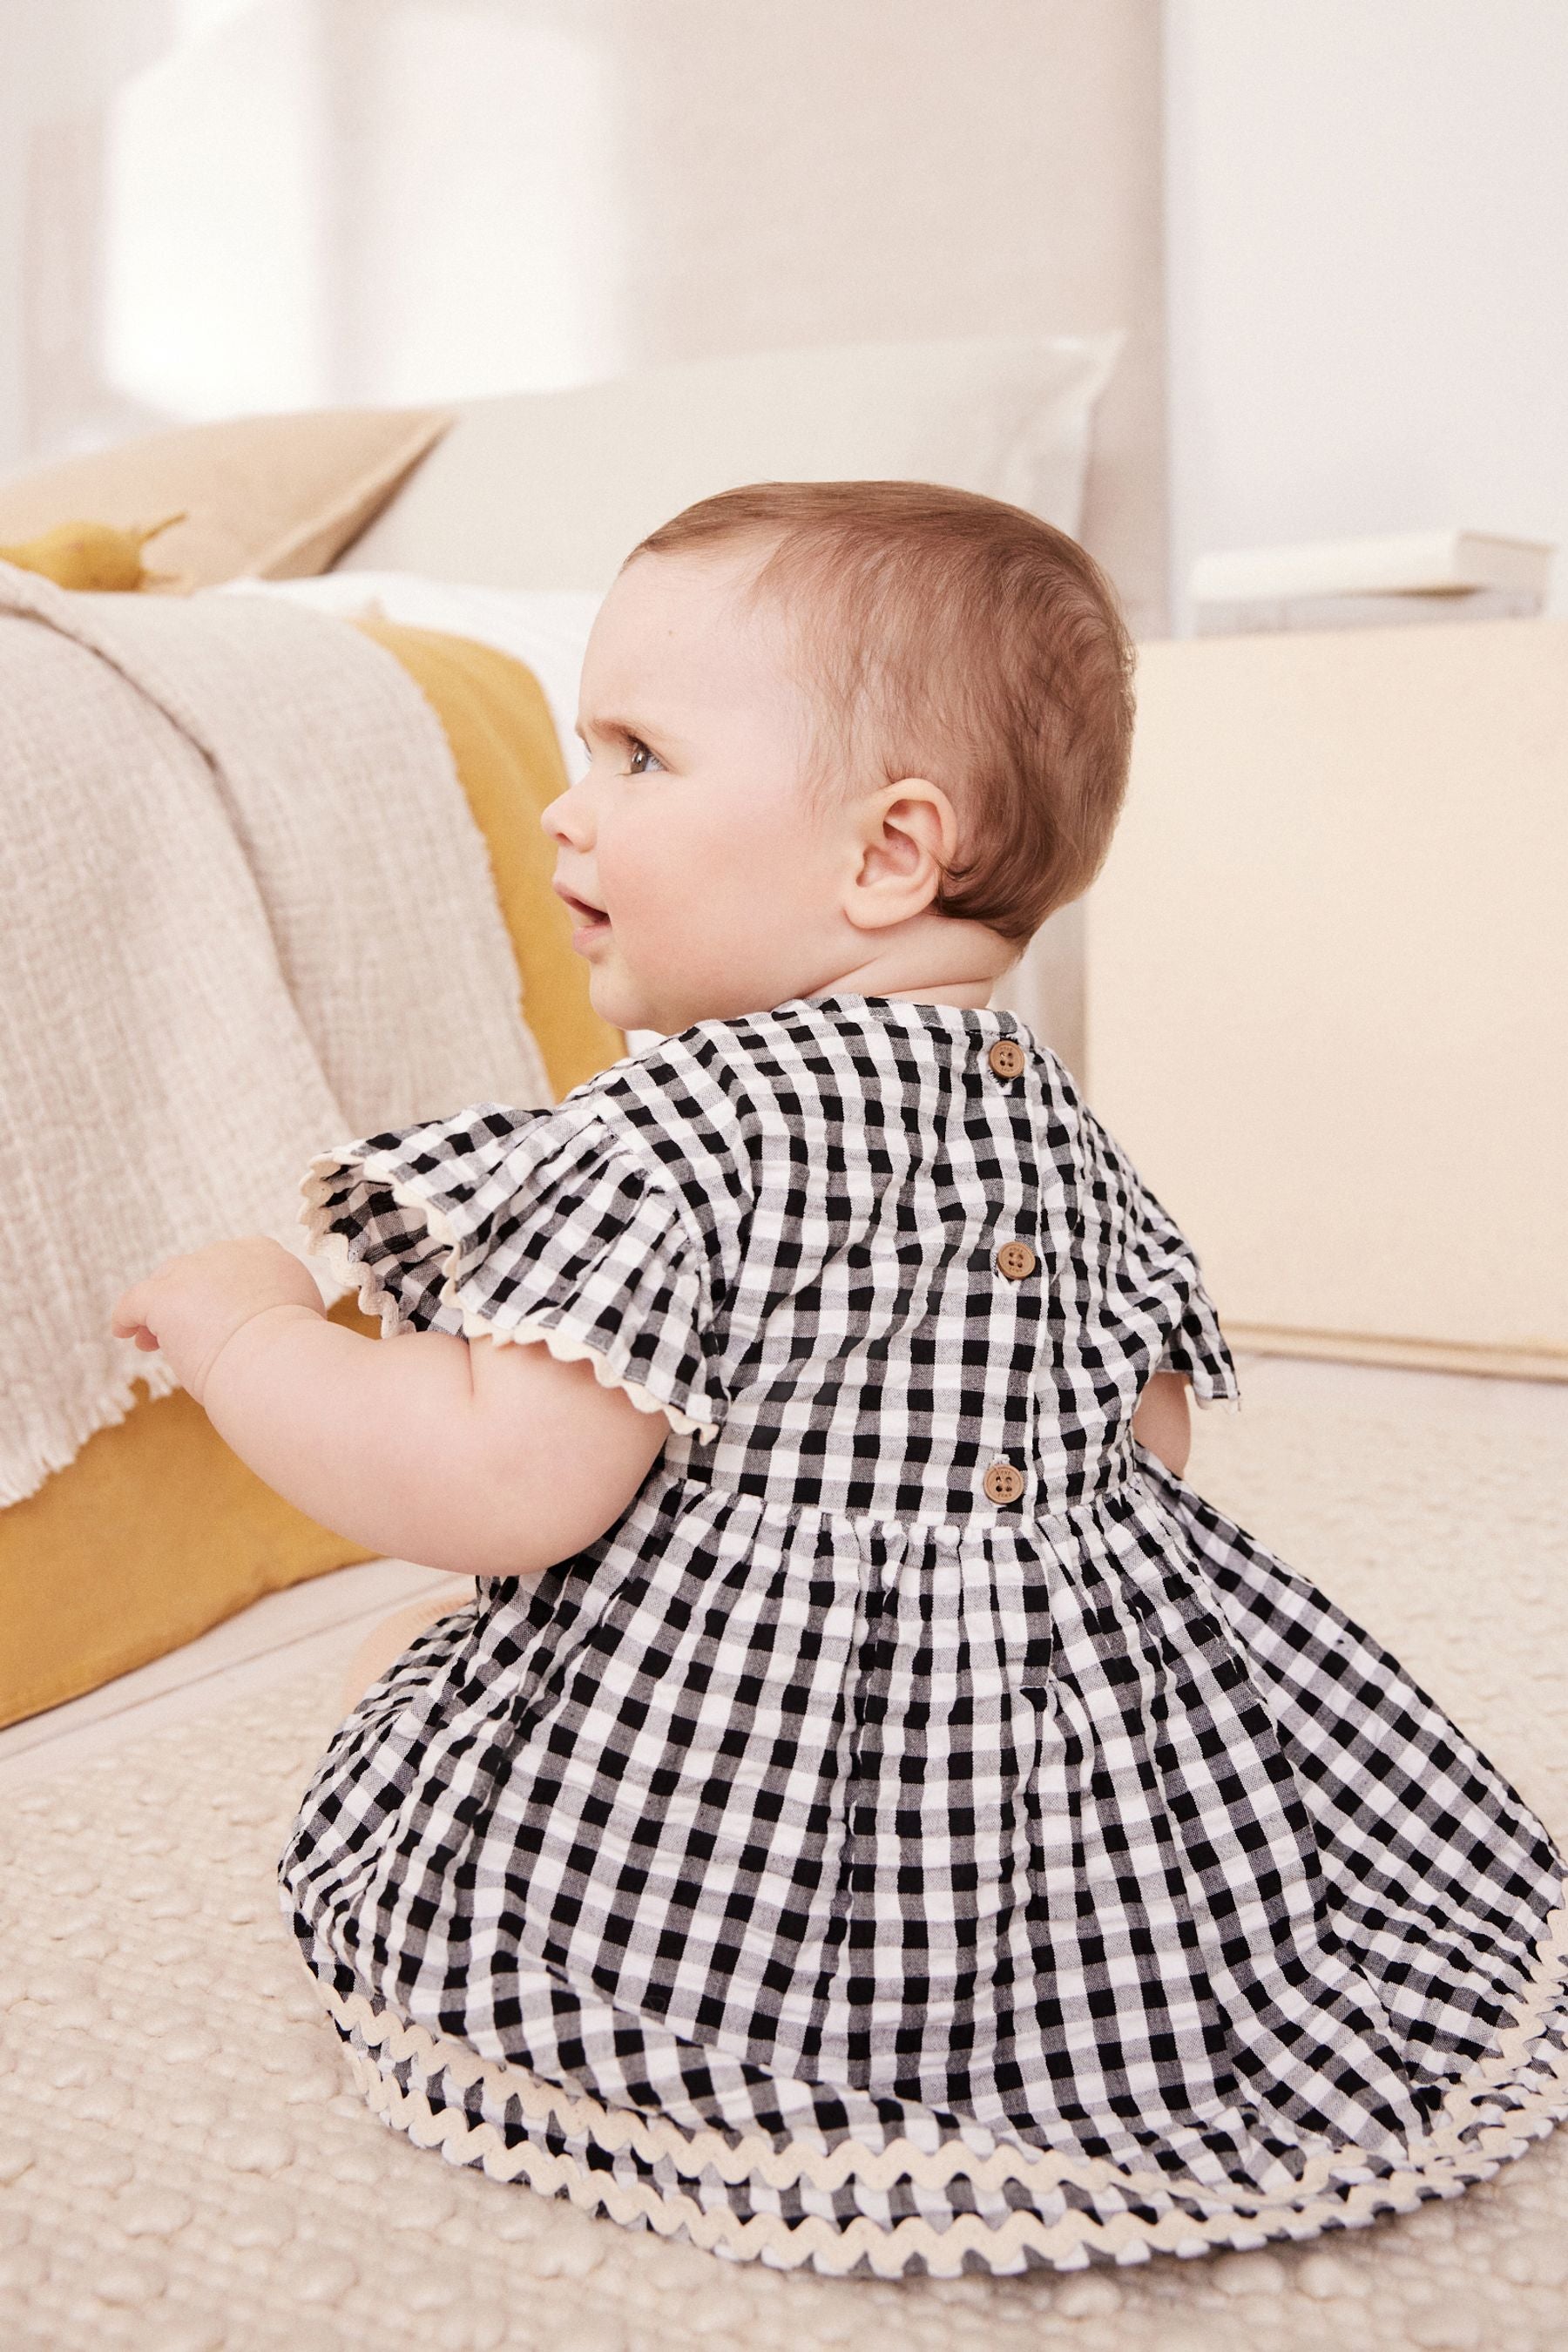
[625,479,1136,945]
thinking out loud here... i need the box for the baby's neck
[814,981,997,1009]
[803,923,1014,1011]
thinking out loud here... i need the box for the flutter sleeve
[1153,1268,1240,1410]
[1080,1105,1242,1413]
[1133,1183,1241,1412]
[297,1097,726,1443]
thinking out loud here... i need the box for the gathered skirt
[280,1458,1568,2277]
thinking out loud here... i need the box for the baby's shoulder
[564,1003,814,1197]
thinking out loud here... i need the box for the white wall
[1164,0,1568,626]
[99,0,629,419]
[0,0,175,464]
[103,0,333,422]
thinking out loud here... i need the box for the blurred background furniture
[3,1,1170,622]
[1087,616,1568,1381]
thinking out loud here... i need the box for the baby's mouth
[558,886,611,936]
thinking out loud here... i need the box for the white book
[1194,587,1543,636]
[1191,530,1555,604]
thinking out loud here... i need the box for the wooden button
[996,1240,1037,1281]
[983,1460,1024,1504]
[987,1038,1025,1078]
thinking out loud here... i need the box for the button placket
[982,1031,1033,1511]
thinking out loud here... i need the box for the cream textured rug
[3,1355,1566,2352]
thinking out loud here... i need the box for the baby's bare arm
[199,1307,669,1576]
[1131,1369,1193,1479]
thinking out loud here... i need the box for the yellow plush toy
[0,510,187,591]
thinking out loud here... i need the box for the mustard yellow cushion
[0,623,622,1730]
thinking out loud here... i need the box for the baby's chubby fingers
[111,1270,181,1352]
[109,1293,161,1351]
[109,1235,325,1403]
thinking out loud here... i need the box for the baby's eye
[626,737,662,776]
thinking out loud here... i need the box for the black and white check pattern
[280,992,1568,2263]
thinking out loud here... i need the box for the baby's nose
[540,785,588,845]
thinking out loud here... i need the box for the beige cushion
[339,335,1121,591]
[0,407,455,590]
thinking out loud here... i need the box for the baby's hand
[111,1236,324,1405]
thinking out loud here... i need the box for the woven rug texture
[2,1355,1566,2352]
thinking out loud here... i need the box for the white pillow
[218,575,600,780]
[333,331,1123,593]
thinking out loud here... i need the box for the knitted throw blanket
[0,558,551,1507]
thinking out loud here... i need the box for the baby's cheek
[618,822,709,929]
[606,801,779,988]
[609,858,674,954]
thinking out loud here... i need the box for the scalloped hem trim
[300,1895,1568,2277]
[298,1153,722,1445]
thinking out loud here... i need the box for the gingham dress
[279,992,1568,2278]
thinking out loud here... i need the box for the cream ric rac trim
[299,1155,720,1445]
[304,1896,1568,2278]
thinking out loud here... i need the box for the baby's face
[544,547,850,1034]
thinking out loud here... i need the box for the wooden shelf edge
[1225,1324,1568,1386]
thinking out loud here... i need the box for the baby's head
[544,479,1135,1036]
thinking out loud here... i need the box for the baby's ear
[848,781,958,925]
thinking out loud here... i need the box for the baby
[111,481,1568,2278]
